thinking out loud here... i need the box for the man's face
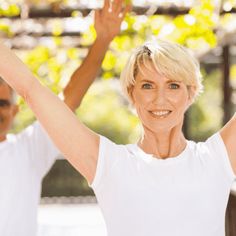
[0,83,18,141]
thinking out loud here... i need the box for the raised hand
[63,0,131,110]
[94,0,131,42]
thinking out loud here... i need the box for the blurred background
[1,0,236,235]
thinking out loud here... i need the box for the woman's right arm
[0,42,99,183]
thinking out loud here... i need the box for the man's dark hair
[0,76,16,103]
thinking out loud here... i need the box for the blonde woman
[0,38,235,236]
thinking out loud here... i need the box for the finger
[103,0,110,11]
[125,3,132,14]
[119,3,131,19]
[108,0,113,13]
[112,0,122,13]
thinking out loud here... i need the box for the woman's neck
[138,123,187,159]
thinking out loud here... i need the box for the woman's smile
[148,110,172,119]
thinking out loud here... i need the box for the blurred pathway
[37,203,106,236]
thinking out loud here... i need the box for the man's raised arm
[64,0,131,111]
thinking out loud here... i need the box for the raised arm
[0,0,130,183]
[220,113,236,174]
[0,42,100,183]
[63,0,131,110]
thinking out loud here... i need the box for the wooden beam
[0,5,190,19]
[222,45,232,125]
[0,4,235,19]
[13,31,82,37]
[221,7,236,15]
[28,6,92,18]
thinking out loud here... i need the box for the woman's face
[130,63,193,133]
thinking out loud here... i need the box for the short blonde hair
[120,39,203,101]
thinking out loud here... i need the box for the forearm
[63,0,130,111]
[0,42,81,151]
[0,42,35,98]
[63,37,111,110]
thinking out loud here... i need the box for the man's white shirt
[0,122,59,236]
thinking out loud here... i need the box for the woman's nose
[152,89,166,105]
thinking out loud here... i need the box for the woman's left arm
[220,113,236,173]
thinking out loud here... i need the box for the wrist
[95,35,113,45]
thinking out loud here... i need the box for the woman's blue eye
[142,83,152,89]
[169,83,180,89]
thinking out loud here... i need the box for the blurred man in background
[0,0,130,235]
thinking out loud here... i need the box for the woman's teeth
[150,110,171,118]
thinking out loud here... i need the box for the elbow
[63,91,83,112]
[64,99,81,112]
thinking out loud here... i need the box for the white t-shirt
[0,122,60,236]
[91,133,236,236]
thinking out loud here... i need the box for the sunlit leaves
[66,47,80,60]
[81,25,96,46]
[24,46,51,72]
[188,68,223,140]
[0,22,12,37]
[78,0,219,83]
[102,51,117,72]
[161,0,218,48]
[77,80,141,144]
[23,46,63,93]
[0,4,20,17]
[52,21,63,36]
[230,64,236,88]
[147,15,168,36]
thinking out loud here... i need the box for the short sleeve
[17,121,60,178]
[206,132,236,183]
[90,135,122,190]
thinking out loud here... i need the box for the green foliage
[230,64,236,88]
[52,20,63,36]
[80,0,218,81]
[77,80,141,144]
[0,22,13,37]
[0,3,20,17]
[23,46,63,92]
[81,25,96,46]
[188,68,223,141]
